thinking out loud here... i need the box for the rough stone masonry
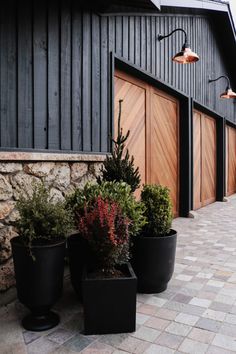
[0,159,104,292]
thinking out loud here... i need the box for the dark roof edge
[160,0,236,39]
[160,0,228,12]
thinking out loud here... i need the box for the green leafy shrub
[78,195,130,275]
[15,183,73,250]
[66,181,146,237]
[98,99,141,192]
[141,184,173,237]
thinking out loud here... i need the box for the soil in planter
[87,268,126,279]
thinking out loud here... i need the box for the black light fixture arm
[158,28,189,48]
[209,75,231,89]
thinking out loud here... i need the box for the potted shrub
[66,181,146,299]
[78,195,137,334]
[11,183,73,331]
[131,184,177,293]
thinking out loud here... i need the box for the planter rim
[83,262,136,282]
[135,229,177,239]
[10,236,66,249]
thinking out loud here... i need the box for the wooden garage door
[114,71,147,187]
[150,88,179,216]
[226,125,236,196]
[193,110,216,209]
[114,70,179,215]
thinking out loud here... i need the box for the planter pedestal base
[22,311,59,332]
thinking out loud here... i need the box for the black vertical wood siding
[0,1,235,151]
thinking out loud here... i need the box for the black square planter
[82,262,137,335]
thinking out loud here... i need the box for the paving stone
[47,328,75,345]
[172,293,193,304]
[145,297,167,307]
[49,347,78,354]
[63,334,94,352]
[155,308,177,321]
[178,338,209,354]
[196,272,213,279]
[144,343,175,354]
[219,323,236,338]
[206,345,235,354]
[137,304,158,316]
[202,309,226,322]
[212,333,236,352]
[225,313,236,325]
[188,328,215,344]
[132,326,161,342]
[175,312,199,326]
[207,280,225,288]
[195,318,222,333]
[144,317,170,330]
[99,333,129,347]
[209,302,232,313]
[80,340,114,353]
[118,336,150,354]
[165,322,192,336]
[175,274,193,281]
[189,297,212,308]
[155,332,184,349]
[136,313,150,325]
[27,337,60,354]
[23,331,41,345]
[214,294,235,305]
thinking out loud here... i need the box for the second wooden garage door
[226,125,236,196]
[114,70,179,216]
[193,110,216,209]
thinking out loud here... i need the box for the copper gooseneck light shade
[158,28,199,64]
[209,75,236,99]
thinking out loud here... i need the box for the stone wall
[0,157,104,292]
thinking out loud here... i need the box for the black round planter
[131,229,177,293]
[11,237,66,331]
[67,233,91,300]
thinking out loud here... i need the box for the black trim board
[114,55,189,100]
[225,119,236,129]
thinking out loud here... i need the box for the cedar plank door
[193,110,216,209]
[226,125,236,196]
[114,71,147,188]
[114,70,179,215]
[150,87,179,217]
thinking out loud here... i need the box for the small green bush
[98,99,141,192]
[66,181,146,237]
[141,184,173,237]
[15,183,73,250]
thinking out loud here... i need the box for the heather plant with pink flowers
[77,195,130,276]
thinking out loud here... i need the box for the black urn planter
[67,233,91,300]
[11,236,66,331]
[131,229,177,293]
[82,262,137,335]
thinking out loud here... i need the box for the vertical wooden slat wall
[0,1,235,152]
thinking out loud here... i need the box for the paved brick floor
[1,197,236,354]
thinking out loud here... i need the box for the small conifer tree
[99,99,141,192]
